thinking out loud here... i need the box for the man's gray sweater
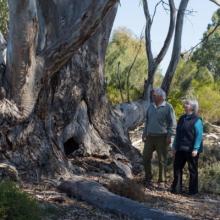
[143,101,176,137]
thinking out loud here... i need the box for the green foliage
[170,59,198,95]
[195,84,220,122]
[199,163,220,194]
[0,0,8,36]
[105,27,147,103]
[169,57,220,122]
[168,59,198,118]
[197,142,220,194]
[107,85,143,104]
[168,91,184,118]
[105,27,163,104]
[192,9,220,79]
[0,181,42,220]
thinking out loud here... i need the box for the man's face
[152,91,163,103]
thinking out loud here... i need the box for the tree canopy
[105,27,163,103]
[192,9,220,79]
[105,27,147,103]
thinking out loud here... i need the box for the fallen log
[58,177,188,220]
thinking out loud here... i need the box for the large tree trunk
[0,0,146,182]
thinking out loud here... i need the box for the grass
[0,180,42,220]
[107,179,146,202]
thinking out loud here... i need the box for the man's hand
[172,149,176,157]
[192,150,198,157]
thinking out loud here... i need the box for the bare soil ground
[20,125,220,220]
[22,175,220,220]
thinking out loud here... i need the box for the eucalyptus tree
[0,1,218,217]
[142,0,219,97]
[192,9,220,79]
[0,2,172,217]
[0,0,126,178]
[0,0,219,179]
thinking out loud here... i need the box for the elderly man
[142,88,176,188]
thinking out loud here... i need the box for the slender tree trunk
[143,0,176,100]
[161,0,189,94]
[210,0,220,6]
[143,64,156,101]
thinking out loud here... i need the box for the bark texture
[0,0,145,181]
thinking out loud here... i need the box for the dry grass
[107,179,146,202]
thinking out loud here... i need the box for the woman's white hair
[184,99,199,114]
[153,88,166,100]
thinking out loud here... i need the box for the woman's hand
[166,136,171,145]
[142,135,147,142]
[192,150,198,157]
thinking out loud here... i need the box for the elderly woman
[171,99,203,195]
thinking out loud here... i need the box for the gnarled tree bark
[0,0,145,182]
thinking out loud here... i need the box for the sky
[112,0,219,74]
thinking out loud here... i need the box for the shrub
[107,85,142,104]
[196,85,220,123]
[0,181,42,220]
[199,163,220,194]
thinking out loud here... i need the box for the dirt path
[143,187,220,220]
[20,125,220,219]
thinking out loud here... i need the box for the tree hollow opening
[64,138,80,156]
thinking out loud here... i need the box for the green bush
[0,0,8,36]
[168,91,184,118]
[196,85,220,122]
[107,86,123,104]
[107,85,143,104]
[199,163,220,194]
[0,181,42,220]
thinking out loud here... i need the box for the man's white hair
[153,88,166,100]
[184,99,199,114]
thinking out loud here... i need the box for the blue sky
[112,0,219,74]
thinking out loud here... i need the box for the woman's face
[184,101,193,114]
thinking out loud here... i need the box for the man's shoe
[145,181,154,190]
[188,191,198,196]
[170,188,177,194]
